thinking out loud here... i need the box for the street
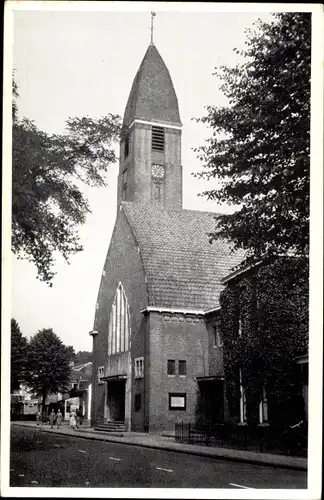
[10,425,307,489]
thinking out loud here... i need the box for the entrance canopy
[101,374,127,382]
[195,375,224,382]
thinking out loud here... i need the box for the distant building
[11,385,38,420]
[63,362,92,420]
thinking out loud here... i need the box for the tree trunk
[42,389,47,418]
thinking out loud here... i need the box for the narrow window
[179,360,187,376]
[238,316,242,338]
[108,283,130,356]
[154,182,161,201]
[134,393,141,412]
[152,126,165,151]
[213,320,223,347]
[122,169,127,201]
[259,387,268,424]
[239,369,247,423]
[135,357,144,378]
[167,359,176,376]
[124,136,129,158]
[98,366,104,385]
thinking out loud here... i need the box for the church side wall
[92,209,148,427]
[148,312,209,432]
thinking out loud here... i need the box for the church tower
[117,39,183,209]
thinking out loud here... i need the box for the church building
[90,37,245,433]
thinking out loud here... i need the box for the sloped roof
[73,362,92,372]
[122,202,246,310]
[123,45,181,128]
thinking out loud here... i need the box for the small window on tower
[122,169,127,200]
[154,182,161,201]
[152,126,164,151]
[124,136,129,158]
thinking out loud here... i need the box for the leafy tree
[195,13,310,262]
[65,345,76,362]
[12,81,121,285]
[11,318,28,393]
[220,257,308,426]
[24,329,72,413]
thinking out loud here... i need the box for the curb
[12,423,307,471]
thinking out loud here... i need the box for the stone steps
[93,421,127,433]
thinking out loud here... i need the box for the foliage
[11,318,28,392]
[12,82,121,285]
[65,345,76,361]
[74,350,92,365]
[195,13,310,262]
[24,329,72,412]
[220,258,308,426]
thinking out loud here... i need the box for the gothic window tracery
[108,283,130,355]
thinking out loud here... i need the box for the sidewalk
[12,421,307,471]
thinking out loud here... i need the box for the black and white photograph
[1,1,323,498]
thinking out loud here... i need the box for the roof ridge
[121,201,221,218]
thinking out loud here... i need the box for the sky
[8,3,298,352]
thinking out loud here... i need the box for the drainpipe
[89,330,98,427]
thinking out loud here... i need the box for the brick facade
[146,312,208,432]
[92,208,148,427]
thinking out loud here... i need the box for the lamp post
[89,330,98,427]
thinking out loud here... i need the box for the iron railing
[175,421,307,457]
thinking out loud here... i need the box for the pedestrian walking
[56,409,63,429]
[36,410,41,426]
[70,409,77,430]
[76,409,81,429]
[49,409,56,429]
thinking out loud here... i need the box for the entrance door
[107,380,126,422]
[198,381,224,425]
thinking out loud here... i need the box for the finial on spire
[150,11,156,45]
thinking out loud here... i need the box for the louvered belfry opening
[152,126,165,151]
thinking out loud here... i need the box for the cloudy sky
[9,3,305,352]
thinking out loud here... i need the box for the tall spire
[150,11,156,45]
[122,43,182,128]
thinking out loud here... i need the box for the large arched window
[108,283,130,355]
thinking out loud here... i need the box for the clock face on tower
[152,164,165,179]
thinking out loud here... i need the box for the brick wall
[91,208,148,426]
[147,311,209,432]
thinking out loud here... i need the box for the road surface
[10,425,307,489]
